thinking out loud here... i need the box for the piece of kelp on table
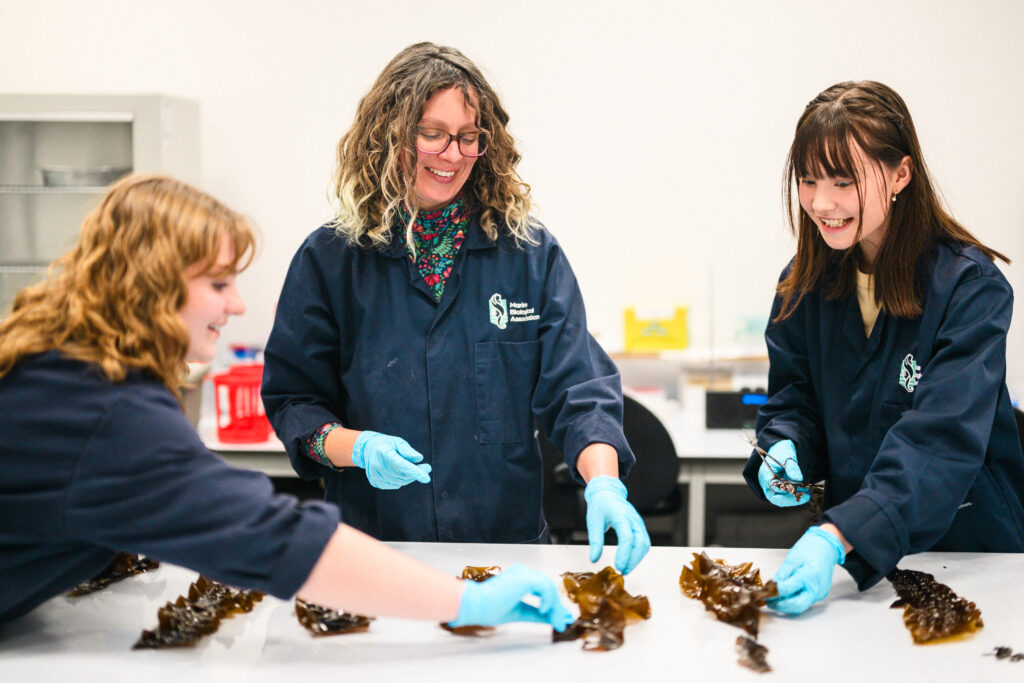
[887,568,983,644]
[553,566,651,651]
[295,598,373,636]
[679,551,777,638]
[67,553,160,597]
[133,576,264,649]
[441,565,503,636]
[736,635,771,673]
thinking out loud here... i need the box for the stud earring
[891,192,898,203]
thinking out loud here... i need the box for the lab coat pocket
[474,340,540,444]
[875,400,911,442]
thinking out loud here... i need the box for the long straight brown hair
[776,81,1008,322]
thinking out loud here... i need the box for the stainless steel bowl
[40,165,132,187]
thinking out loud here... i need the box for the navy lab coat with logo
[744,240,1024,589]
[262,218,633,543]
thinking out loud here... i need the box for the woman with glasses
[262,42,649,574]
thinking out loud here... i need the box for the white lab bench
[200,386,753,548]
[1,544,1020,683]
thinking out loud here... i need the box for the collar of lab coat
[379,212,499,258]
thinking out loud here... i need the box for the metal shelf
[0,185,108,194]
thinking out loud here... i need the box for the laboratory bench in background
[200,383,809,549]
[2,544,1020,682]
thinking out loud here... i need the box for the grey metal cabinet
[0,94,199,314]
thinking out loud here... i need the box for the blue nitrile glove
[350,431,431,490]
[768,526,846,615]
[757,439,808,507]
[584,475,651,575]
[448,564,575,631]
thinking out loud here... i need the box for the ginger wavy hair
[776,80,1007,322]
[331,42,535,248]
[0,174,256,394]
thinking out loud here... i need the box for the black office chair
[540,395,683,545]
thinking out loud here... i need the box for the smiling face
[412,86,480,211]
[179,235,246,362]
[798,142,910,268]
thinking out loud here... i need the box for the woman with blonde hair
[0,174,573,632]
[262,42,650,574]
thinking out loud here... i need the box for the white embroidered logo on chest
[899,354,922,393]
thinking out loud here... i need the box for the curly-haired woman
[0,174,573,632]
[262,43,650,574]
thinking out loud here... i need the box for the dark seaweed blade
[67,553,160,597]
[295,598,373,636]
[886,568,983,644]
[132,576,263,649]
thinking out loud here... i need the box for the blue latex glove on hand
[757,439,808,507]
[448,564,575,631]
[351,431,431,490]
[768,526,846,615]
[584,475,651,575]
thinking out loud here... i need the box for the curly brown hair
[331,42,534,248]
[0,174,256,394]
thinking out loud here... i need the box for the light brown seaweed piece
[554,566,651,651]
[679,552,777,638]
[887,568,983,644]
[295,598,373,636]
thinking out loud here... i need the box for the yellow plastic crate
[624,306,688,351]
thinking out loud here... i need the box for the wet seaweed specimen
[887,568,983,644]
[295,598,373,636]
[554,566,651,651]
[679,552,777,638]
[441,565,503,636]
[736,635,771,673]
[67,553,160,597]
[133,576,263,649]
[746,434,825,523]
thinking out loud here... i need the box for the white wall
[1,0,1021,388]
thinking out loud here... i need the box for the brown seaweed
[736,635,771,673]
[67,553,160,596]
[295,598,373,636]
[679,552,777,638]
[133,575,263,649]
[746,434,825,523]
[887,568,983,644]
[440,565,503,636]
[554,566,651,651]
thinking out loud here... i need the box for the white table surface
[2,544,1021,683]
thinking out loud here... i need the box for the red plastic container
[212,363,272,443]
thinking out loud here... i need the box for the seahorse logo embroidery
[899,354,922,393]
[488,293,508,330]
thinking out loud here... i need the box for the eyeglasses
[416,127,489,157]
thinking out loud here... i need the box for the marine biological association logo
[899,354,922,393]
[489,292,508,330]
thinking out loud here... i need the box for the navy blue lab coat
[262,218,633,543]
[744,240,1024,589]
[0,351,340,624]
